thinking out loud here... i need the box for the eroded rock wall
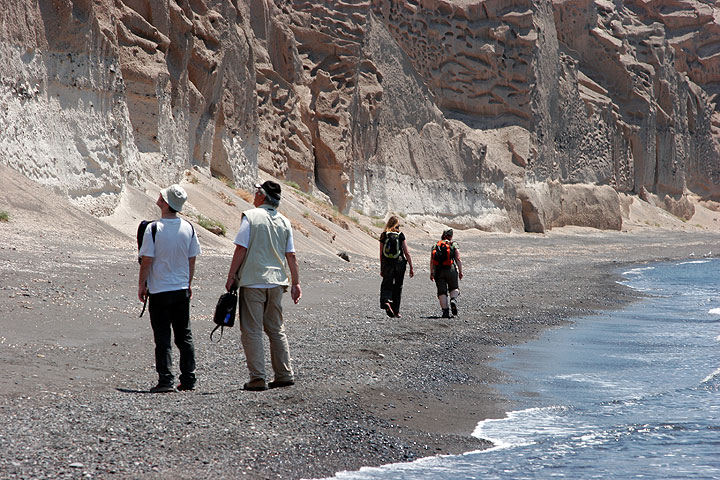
[2,0,719,231]
[248,0,719,231]
[0,0,257,214]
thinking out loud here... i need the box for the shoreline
[2,227,718,478]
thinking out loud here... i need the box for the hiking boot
[441,308,451,319]
[450,299,458,316]
[383,302,395,318]
[268,379,295,389]
[177,383,195,391]
[243,379,268,391]
[149,384,176,393]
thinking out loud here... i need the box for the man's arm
[285,252,302,304]
[138,256,153,302]
[225,245,247,291]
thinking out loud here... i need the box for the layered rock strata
[249,0,720,231]
[0,0,257,214]
[1,0,719,231]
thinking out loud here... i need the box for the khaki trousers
[240,286,294,382]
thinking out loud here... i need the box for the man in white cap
[138,184,201,393]
[225,180,301,391]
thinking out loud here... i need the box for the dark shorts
[435,267,458,296]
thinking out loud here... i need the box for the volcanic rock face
[1,0,719,231]
[0,0,257,214]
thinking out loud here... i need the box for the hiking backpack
[431,240,454,267]
[136,220,158,317]
[136,220,157,264]
[382,231,402,260]
[136,219,196,264]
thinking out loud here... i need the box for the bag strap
[210,325,225,343]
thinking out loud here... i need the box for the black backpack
[136,220,157,264]
[382,232,402,260]
[137,220,157,317]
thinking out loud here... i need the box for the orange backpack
[431,240,454,267]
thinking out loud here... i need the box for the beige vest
[237,205,291,287]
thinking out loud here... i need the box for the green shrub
[0,210,8,222]
[217,175,236,189]
[197,215,226,236]
[284,180,301,190]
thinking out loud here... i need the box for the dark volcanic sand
[1,228,718,479]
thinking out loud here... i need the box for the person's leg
[240,287,268,384]
[263,286,294,384]
[380,261,395,315]
[435,271,450,317]
[148,292,174,387]
[170,289,196,389]
[391,262,406,315]
[448,270,460,316]
[438,294,449,309]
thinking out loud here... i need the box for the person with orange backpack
[430,229,463,318]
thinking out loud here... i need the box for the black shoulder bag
[211,288,237,342]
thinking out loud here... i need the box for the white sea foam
[555,373,621,389]
[709,308,720,315]
[678,260,711,265]
[623,266,655,276]
[328,448,485,479]
[701,367,720,384]
[472,406,572,450]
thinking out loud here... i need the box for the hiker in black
[379,215,414,318]
[430,229,463,318]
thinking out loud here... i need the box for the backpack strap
[138,222,157,318]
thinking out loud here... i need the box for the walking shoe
[441,308,451,319]
[268,379,295,389]
[383,302,395,318]
[243,379,268,391]
[177,383,195,391]
[149,384,176,393]
[450,299,458,316]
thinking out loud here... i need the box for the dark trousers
[148,289,196,387]
[380,260,406,314]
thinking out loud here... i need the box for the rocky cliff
[1,0,718,231]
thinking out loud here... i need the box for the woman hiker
[379,215,414,318]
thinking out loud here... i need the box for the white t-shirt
[234,216,295,288]
[139,218,201,294]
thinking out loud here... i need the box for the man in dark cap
[225,180,302,391]
[429,228,463,318]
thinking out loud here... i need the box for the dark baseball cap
[255,180,281,200]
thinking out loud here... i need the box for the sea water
[331,259,720,479]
